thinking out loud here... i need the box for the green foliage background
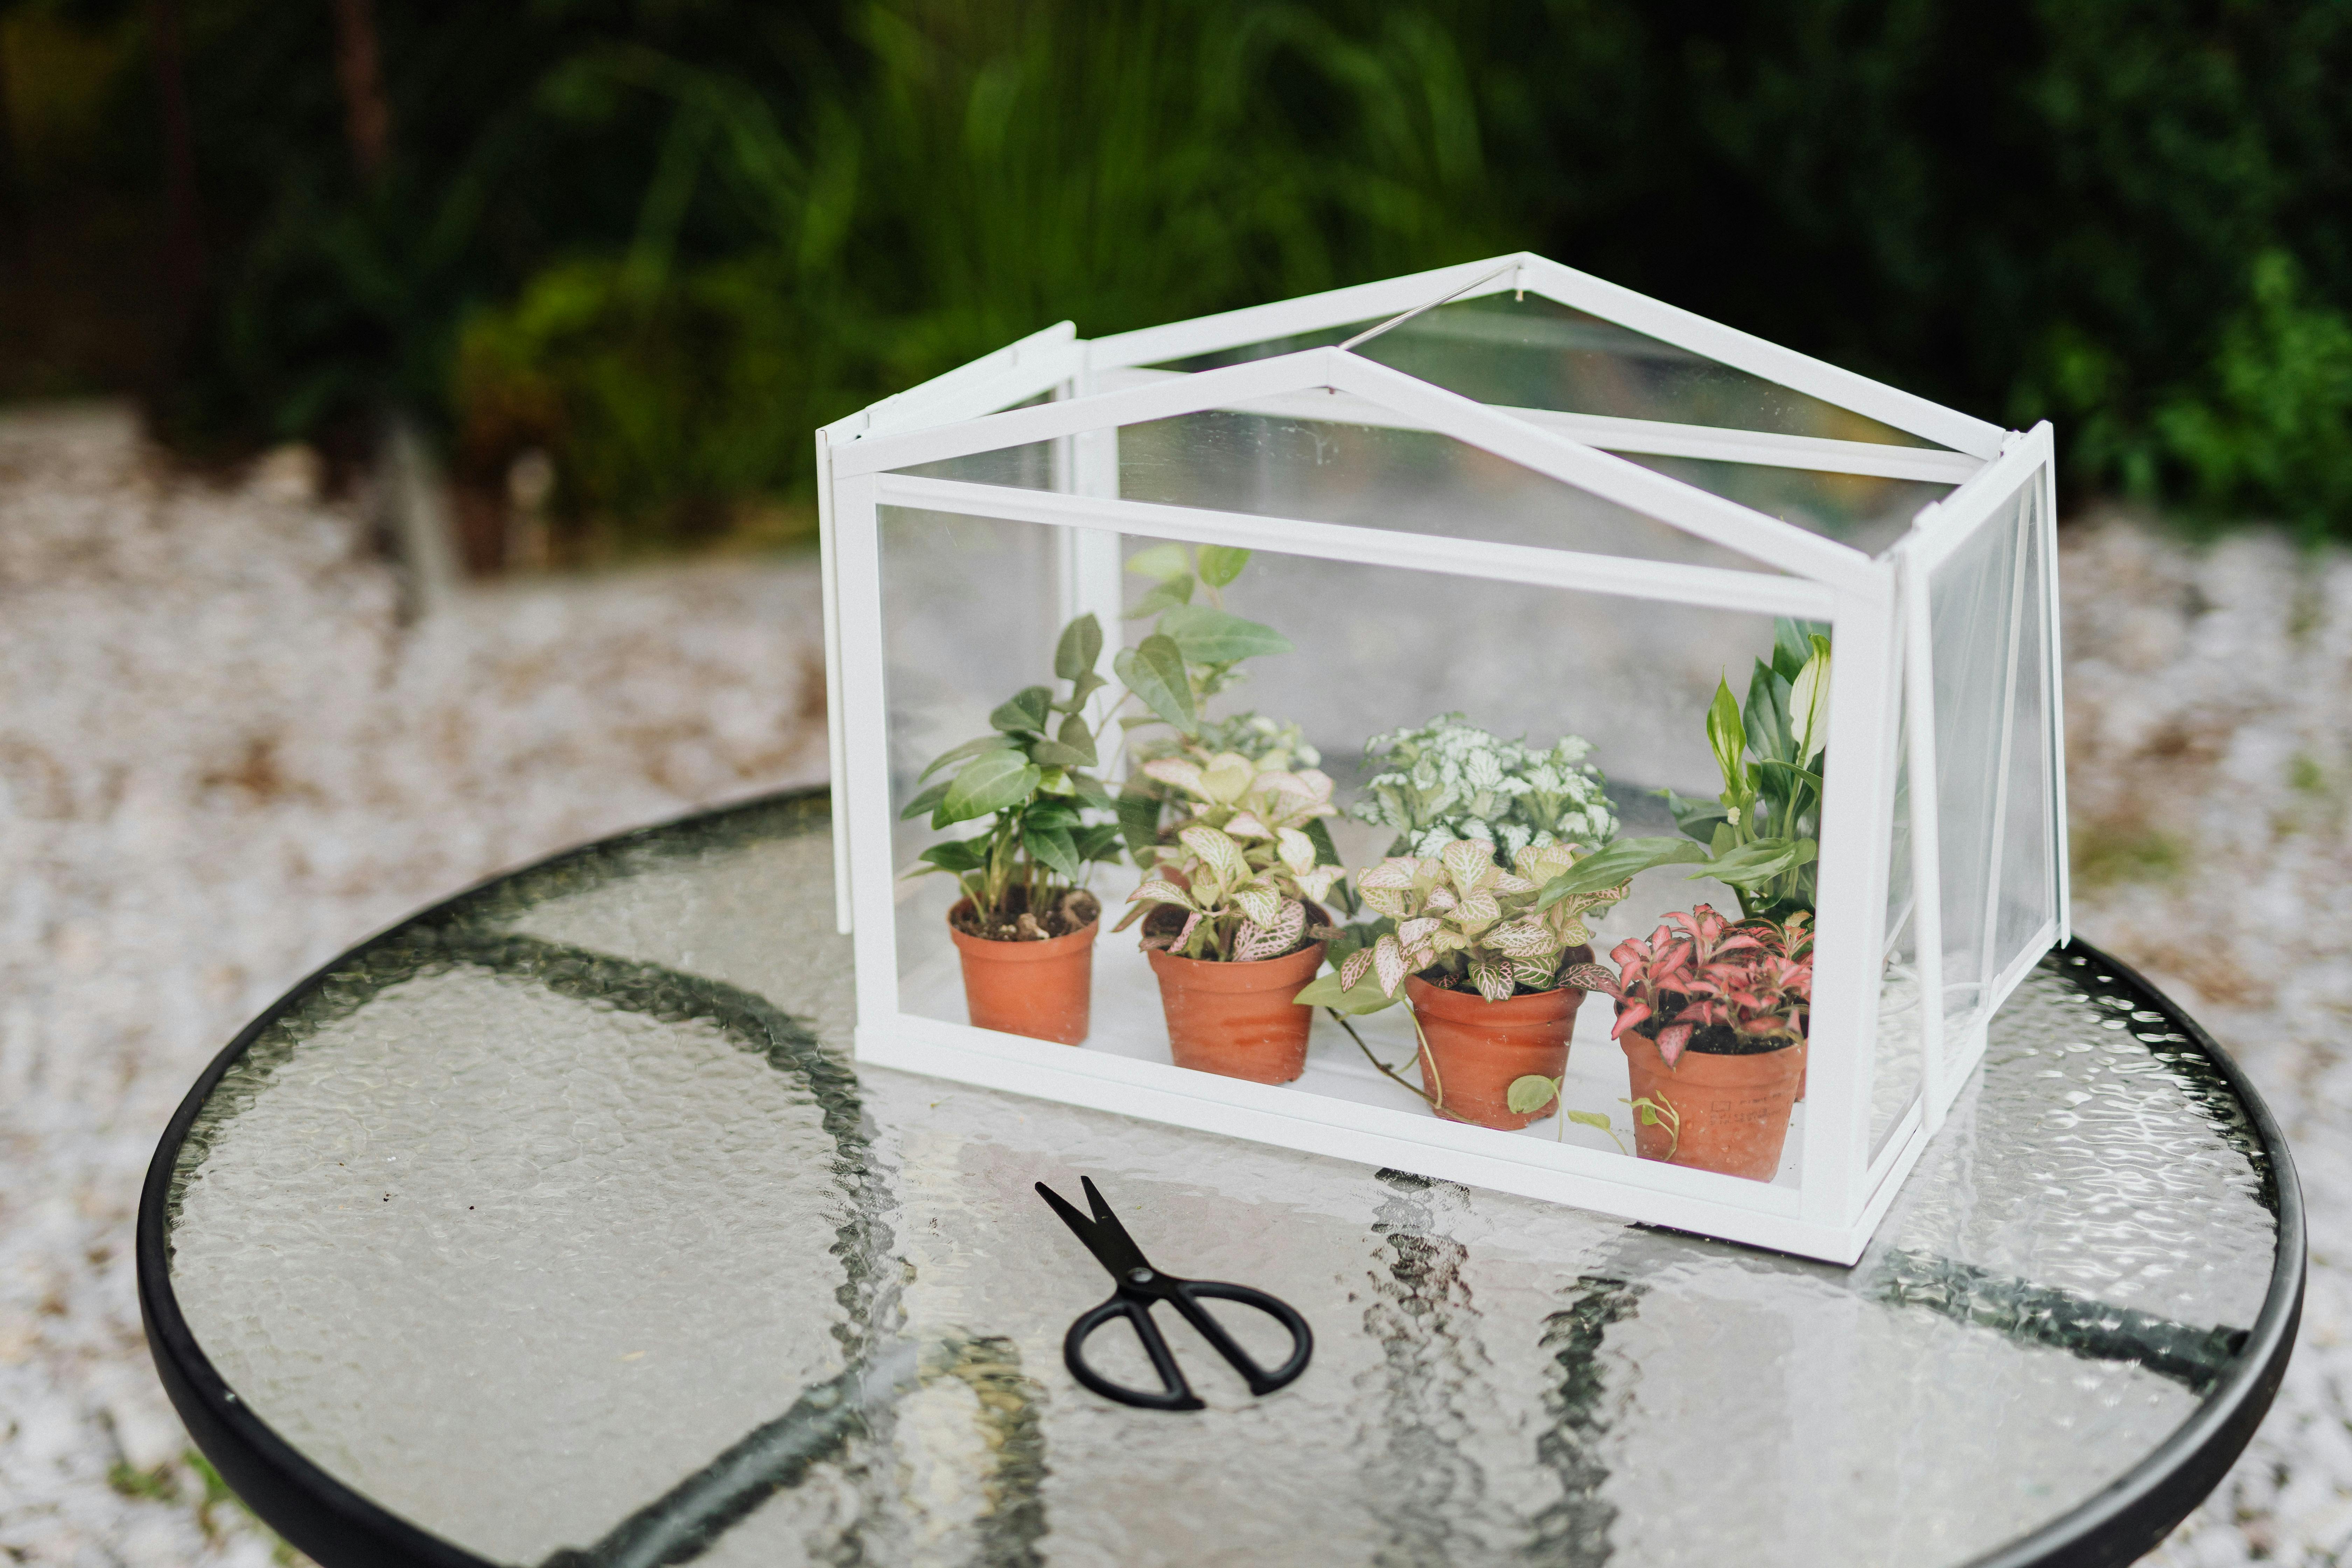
[6,0,2352,547]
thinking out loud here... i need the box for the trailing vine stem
[1324,1007,1473,1124]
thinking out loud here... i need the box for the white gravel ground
[0,406,827,1565]
[0,408,2345,1564]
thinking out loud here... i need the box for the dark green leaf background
[11,0,2352,541]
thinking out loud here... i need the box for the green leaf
[1054,614,1104,682]
[1127,575,1194,619]
[1788,643,1832,762]
[1660,787,1730,845]
[1195,544,1251,588]
[1745,660,1792,765]
[1155,604,1293,664]
[917,838,989,873]
[1074,822,1126,863]
[1069,772,1115,809]
[1126,542,1191,582]
[1058,710,1099,764]
[1772,617,1825,682]
[1293,969,1398,1015]
[1116,788,1163,865]
[989,686,1053,734]
[1535,838,1710,906]
[1030,740,1094,768]
[1506,1074,1562,1114]
[1698,836,1818,886]
[1114,634,1197,734]
[1022,822,1082,882]
[1754,759,1824,811]
[1566,1110,1615,1132]
[1303,816,1344,867]
[1023,800,1082,830]
[919,733,1015,783]
[899,780,952,821]
[1056,670,1108,712]
[1706,677,1747,793]
[938,750,1039,825]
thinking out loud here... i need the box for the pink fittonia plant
[1598,905,1813,1065]
[1115,754,1345,961]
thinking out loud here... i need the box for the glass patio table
[138,791,2302,1568]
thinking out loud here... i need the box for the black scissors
[1035,1176,1313,1412]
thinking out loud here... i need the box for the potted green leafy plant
[1657,619,1834,923]
[901,614,1125,1045]
[1292,839,1626,1129]
[1592,905,1813,1180]
[1115,755,1345,1084]
[1349,713,1619,862]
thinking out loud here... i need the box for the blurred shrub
[10,0,2352,549]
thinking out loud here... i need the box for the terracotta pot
[1405,958,1594,1130]
[948,898,1097,1045]
[1620,1030,1804,1181]
[1147,934,1326,1085]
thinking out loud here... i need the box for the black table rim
[135,793,2307,1568]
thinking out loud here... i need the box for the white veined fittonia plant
[1351,714,1619,864]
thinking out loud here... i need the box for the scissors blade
[1035,1180,1149,1278]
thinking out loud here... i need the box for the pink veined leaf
[1424,884,1460,912]
[1440,838,1491,891]
[1491,871,1536,894]
[1373,934,1409,997]
[1357,858,1419,892]
[1130,880,1196,910]
[1396,916,1442,948]
[1657,1021,1694,1066]
[1292,863,1343,902]
[1232,884,1281,927]
[1141,757,1208,797]
[1340,946,1376,990]
[1455,891,1501,924]
[1276,828,1317,875]
[1235,920,1285,961]
[1224,810,1274,840]
[1560,962,1618,993]
[1174,911,1203,952]
[1179,825,1248,884]
[1267,899,1305,947]
[1470,960,1515,1002]
[1358,886,1409,918]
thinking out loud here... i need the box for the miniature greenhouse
[814,252,2065,1264]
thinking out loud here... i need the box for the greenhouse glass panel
[821,252,2057,1262]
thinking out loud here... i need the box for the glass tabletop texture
[144,793,2299,1568]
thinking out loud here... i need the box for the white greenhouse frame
[816,252,2066,1264]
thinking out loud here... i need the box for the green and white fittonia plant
[1351,714,1618,863]
[901,614,1126,937]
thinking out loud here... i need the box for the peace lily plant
[1654,620,1834,922]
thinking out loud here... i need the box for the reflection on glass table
[140,792,2301,1568]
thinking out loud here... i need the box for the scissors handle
[1064,1280,1314,1411]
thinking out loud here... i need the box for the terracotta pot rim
[947,898,1100,960]
[1147,941,1326,991]
[1405,973,1587,1023]
[1619,1032,1801,1082]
